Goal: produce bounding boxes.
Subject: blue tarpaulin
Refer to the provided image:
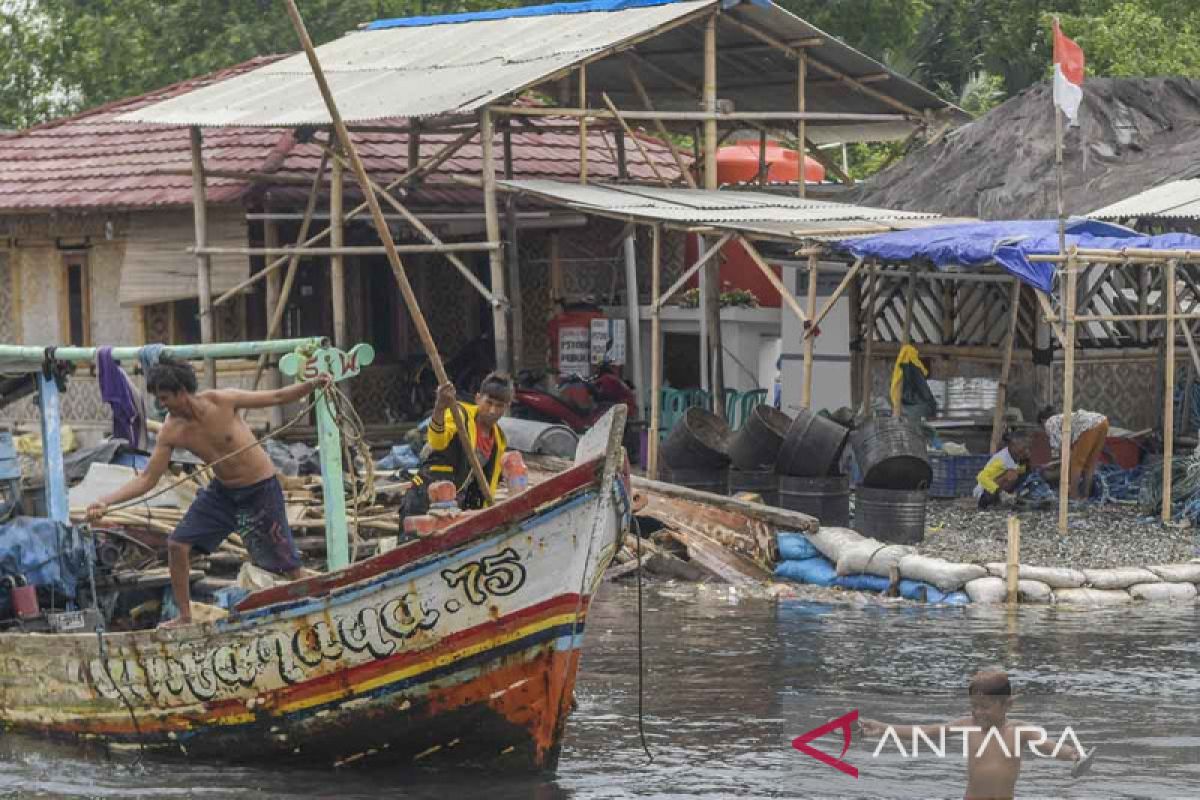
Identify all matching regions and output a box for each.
[833,219,1200,294]
[367,0,758,30]
[0,517,95,615]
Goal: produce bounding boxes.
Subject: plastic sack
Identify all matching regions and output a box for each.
[1082,567,1159,590]
[774,556,837,587]
[986,562,1086,589]
[777,532,819,562]
[806,527,866,563]
[965,576,1007,604]
[833,573,891,593]
[898,555,987,591]
[1018,580,1053,603]
[941,591,970,605]
[1128,582,1197,603]
[1148,564,1200,583]
[377,444,423,472]
[836,541,915,578]
[898,579,946,603]
[1052,587,1132,606]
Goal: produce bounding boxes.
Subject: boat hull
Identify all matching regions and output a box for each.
[0,453,627,771]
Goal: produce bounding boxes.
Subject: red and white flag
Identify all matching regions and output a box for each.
[1053,18,1085,124]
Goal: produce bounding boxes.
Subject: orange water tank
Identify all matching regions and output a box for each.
[716,139,825,185]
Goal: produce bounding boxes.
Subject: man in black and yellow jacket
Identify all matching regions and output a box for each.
[400,372,513,521]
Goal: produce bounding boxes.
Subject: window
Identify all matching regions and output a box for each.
[61,252,91,346]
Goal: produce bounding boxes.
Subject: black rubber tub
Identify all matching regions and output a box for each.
[850,417,932,490]
[775,408,849,478]
[778,475,850,527]
[728,405,792,471]
[659,464,729,496]
[662,407,732,470]
[854,487,927,544]
[728,468,779,506]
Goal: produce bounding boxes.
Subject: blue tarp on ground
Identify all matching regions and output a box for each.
[833,219,1200,294]
[367,0,756,30]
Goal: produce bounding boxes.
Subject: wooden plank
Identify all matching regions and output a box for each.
[662,527,771,586]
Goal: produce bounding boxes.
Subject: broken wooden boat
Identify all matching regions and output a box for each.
[0,407,630,772]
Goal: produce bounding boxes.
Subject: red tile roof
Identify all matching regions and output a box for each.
[0,56,684,213]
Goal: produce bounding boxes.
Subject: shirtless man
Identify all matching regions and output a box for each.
[86,356,329,627]
[859,670,1090,800]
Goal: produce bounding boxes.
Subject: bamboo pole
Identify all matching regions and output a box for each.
[648,224,663,480]
[703,12,724,419]
[579,66,588,185]
[654,232,734,310]
[263,220,285,426]
[796,50,807,199]
[1006,516,1021,605]
[1180,317,1200,377]
[738,235,808,324]
[862,263,877,410]
[805,257,863,338]
[319,143,502,306]
[407,121,421,185]
[1071,312,1200,322]
[892,269,917,416]
[488,106,909,122]
[189,127,216,389]
[282,0,492,501]
[622,61,696,188]
[1057,252,1078,533]
[801,253,818,407]
[990,280,1023,452]
[1034,289,1068,346]
[757,128,768,187]
[1163,258,1177,524]
[600,93,671,187]
[198,243,498,257]
[330,146,347,349]
[803,137,855,185]
[481,108,512,375]
[208,126,479,310]
[503,124,524,374]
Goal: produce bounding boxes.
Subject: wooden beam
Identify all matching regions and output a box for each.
[330,145,347,349]
[801,253,818,407]
[488,106,910,122]
[1163,258,1177,523]
[739,235,808,324]
[503,123,524,374]
[797,50,807,198]
[481,109,512,374]
[804,137,854,185]
[805,257,863,337]
[195,243,497,257]
[622,59,697,188]
[579,65,589,184]
[1034,290,1067,346]
[601,93,671,188]
[862,263,878,409]
[893,269,916,415]
[189,126,216,389]
[655,232,734,310]
[648,224,663,480]
[990,280,1022,452]
[1057,253,1078,533]
[703,12,725,419]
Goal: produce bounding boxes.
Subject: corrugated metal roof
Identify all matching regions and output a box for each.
[0,61,681,213]
[120,1,711,126]
[497,178,942,239]
[121,0,961,136]
[1088,179,1200,220]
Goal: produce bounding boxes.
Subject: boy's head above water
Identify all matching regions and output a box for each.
[969,669,1013,728]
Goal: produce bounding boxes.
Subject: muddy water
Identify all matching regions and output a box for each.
[2,583,1198,798]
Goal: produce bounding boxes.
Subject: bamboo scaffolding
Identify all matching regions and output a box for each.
[805,257,864,338]
[801,252,817,406]
[207,125,479,310]
[503,123,525,374]
[654,232,734,310]
[861,263,877,409]
[892,269,916,416]
[703,12,725,418]
[1163,259,1177,523]
[189,127,216,389]
[738,235,808,323]
[330,146,347,349]
[1057,252,1078,534]
[282,0,492,501]
[600,93,671,187]
[796,50,807,198]
[488,107,909,122]
[579,66,589,184]
[480,108,512,374]
[648,224,663,480]
[195,244,498,257]
[622,60,696,188]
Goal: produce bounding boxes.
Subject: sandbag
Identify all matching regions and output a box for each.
[965,576,1007,604]
[777,532,819,562]
[1147,563,1200,583]
[1128,582,1198,603]
[898,555,987,591]
[774,556,837,587]
[836,541,915,577]
[1082,567,1160,590]
[1018,580,1053,603]
[1052,588,1132,606]
[986,563,1086,589]
[898,579,946,603]
[942,591,971,605]
[833,573,891,593]
[806,527,866,563]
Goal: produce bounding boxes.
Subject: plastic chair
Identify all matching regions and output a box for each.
[658,387,688,439]
[682,388,712,413]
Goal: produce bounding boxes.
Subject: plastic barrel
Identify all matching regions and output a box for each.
[728,405,792,470]
[775,409,849,477]
[854,487,927,544]
[778,475,850,527]
[662,407,733,469]
[728,468,779,506]
[659,464,729,496]
[850,417,932,490]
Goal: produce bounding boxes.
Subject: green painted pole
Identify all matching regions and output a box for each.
[0,338,325,368]
[280,343,375,572]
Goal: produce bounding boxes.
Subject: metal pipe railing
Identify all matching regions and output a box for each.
[0,338,326,369]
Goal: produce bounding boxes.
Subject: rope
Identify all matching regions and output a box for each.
[631,514,654,764]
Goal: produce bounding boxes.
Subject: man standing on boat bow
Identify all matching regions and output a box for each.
[85,356,327,627]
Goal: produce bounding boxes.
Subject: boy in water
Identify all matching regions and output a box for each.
[859,670,1091,800]
[86,356,329,627]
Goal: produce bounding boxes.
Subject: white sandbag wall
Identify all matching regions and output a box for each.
[775,529,1200,606]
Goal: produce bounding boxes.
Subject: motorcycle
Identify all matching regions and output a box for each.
[512,364,641,452]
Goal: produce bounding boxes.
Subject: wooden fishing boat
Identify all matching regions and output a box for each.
[0,407,629,772]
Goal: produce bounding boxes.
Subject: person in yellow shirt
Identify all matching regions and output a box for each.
[974,433,1031,510]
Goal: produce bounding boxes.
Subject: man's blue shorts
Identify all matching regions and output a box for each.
[169,476,301,575]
